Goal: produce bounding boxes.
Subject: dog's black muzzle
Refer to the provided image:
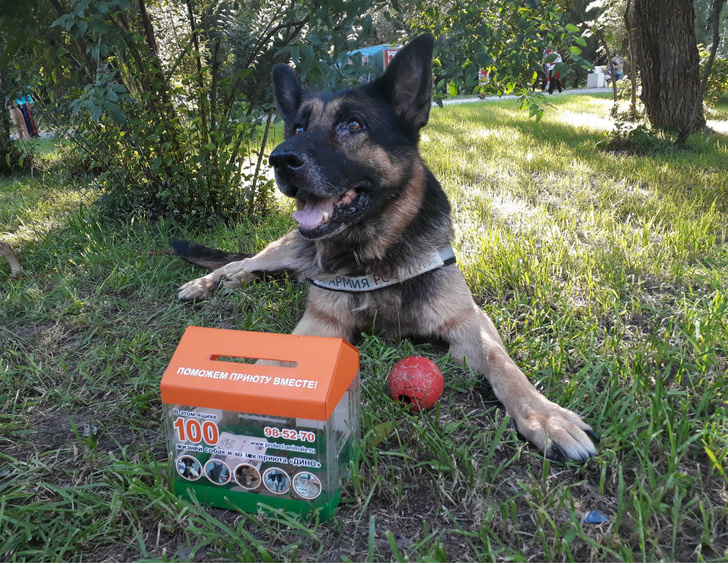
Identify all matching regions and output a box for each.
[269,146,305,174]
[269,138,312,198]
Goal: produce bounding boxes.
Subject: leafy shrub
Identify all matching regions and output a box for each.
[703,57,728,104]
[50,0,380,224]
[0,142,36,174]
[613,76,638,101]
[599,111,678,155]
[62,70,276,223]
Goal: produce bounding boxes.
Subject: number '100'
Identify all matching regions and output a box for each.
[173,417,219,445]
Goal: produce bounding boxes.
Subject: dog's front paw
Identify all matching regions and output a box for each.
[176,260,254,301]
[177,275,218,301]
[513,397,598,462]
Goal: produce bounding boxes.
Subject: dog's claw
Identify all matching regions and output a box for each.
[585,429,601,444]
[548,442,568,462]
[510,394,598,462]
[548,438,595,463]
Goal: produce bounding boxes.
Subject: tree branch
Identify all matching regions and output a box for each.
[185,0,208,138]
[624,0,638,118]
[47,0,96,80]
[596,28,618,115]
[137,0,159,56]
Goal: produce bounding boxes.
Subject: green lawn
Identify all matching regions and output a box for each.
[1,94,727,562]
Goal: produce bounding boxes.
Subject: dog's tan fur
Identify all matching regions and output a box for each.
[174,35,597,461]
[0,241,21,276]
[177,230,597,460]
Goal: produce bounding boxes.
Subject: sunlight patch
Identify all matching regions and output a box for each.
[468,127,519,142]
[558,111,613,132]
[490,195,537,223]
[487,194,558,241]
[707,119,728,134]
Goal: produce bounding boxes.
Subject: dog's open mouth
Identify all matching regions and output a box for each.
[292,188,360,235]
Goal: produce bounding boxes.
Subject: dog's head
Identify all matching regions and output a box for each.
[269,34,434,240]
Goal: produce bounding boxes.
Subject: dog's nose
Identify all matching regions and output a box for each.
[269,148,306,171]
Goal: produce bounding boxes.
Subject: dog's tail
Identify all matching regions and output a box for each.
[170,240,252,270]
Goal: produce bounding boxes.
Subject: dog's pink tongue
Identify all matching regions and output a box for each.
[292,195,336,230]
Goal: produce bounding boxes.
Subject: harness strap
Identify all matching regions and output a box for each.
[309,245,456,293]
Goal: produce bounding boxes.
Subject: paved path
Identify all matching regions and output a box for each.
[439,86,614,105]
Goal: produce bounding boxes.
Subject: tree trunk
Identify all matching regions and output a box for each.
[676,0,726,145]
[632,0,704,133]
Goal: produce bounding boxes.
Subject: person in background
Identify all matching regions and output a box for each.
[16,93,38,137]
[542,48,563,94]
[609,55,624,81]
[8,101,30,140]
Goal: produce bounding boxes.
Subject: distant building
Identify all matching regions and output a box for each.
[346,44,401,82]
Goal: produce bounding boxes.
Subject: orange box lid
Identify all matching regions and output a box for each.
[160,327,359,420]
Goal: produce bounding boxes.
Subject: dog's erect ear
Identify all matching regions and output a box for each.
[374,34,434,133]
[272,64,305,125]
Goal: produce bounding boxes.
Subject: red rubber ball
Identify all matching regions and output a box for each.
[388,356,444,411]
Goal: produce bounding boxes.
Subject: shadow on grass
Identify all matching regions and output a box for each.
[2,94,727,563]
[427,98,728,216]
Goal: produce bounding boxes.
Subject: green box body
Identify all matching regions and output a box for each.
[161,328,361,520]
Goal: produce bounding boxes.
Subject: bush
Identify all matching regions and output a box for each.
[0,140,37,175]
[599,111,678,155]
[703,57,728,104]
[49,0,380,224]
[65,85,275,224]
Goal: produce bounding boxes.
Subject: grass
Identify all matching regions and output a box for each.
[1,94,727,562]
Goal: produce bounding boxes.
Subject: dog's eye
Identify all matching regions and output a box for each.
[294,125,305,135]
[346,119,363,131]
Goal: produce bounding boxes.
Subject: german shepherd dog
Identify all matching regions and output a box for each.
[173,34,598,461]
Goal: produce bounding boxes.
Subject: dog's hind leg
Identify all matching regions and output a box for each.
[0,241,21,277]
[176,231,307,301]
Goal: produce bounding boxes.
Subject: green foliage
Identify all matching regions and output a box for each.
[612,76,636,101]
[599,111,679,155]
[0,140,37,175]
[410,0,592,119]
[275,0,380,87]
[583,0,628,61]
[702,54,728,104]
[2,98,728,561]
[47,0,265,221]
[40,0,382,223]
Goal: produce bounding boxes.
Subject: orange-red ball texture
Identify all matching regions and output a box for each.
[387,356,444,411]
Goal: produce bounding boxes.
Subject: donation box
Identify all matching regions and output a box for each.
[161,327,360,520]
